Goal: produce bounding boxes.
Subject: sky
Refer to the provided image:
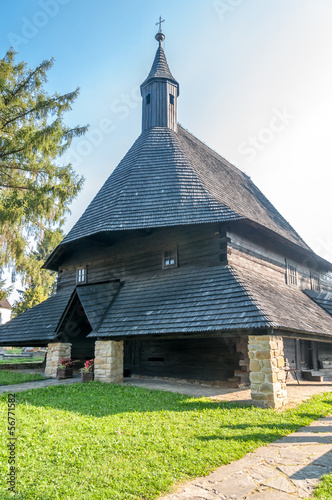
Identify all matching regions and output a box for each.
[1,0,332,271]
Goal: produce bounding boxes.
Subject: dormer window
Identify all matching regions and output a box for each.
[169,94,174,105]
[286,262,297,286]
[146,94,151,105]
[162,248,177,269]
[76,267,87,284]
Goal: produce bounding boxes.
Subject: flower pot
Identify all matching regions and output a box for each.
[81,372,94,382]
[57,367,73,379]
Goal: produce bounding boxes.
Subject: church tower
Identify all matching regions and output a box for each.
[140,24,179,132]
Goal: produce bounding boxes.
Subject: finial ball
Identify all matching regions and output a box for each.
[155,32,165,43]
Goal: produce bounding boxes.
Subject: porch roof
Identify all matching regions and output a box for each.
[0,290,73,345]
[1,266,332,346]
[90,265,332,339]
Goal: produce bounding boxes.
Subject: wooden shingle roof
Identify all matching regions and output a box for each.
[1,266,331,345]
[72,282,120,331]
[303,290,332,317]
[141,44,179,89]
[57,125,310,255]
[0,290,72,344]
[88,266,332,339]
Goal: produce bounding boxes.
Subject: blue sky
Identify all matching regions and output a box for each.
[1,0,332,263]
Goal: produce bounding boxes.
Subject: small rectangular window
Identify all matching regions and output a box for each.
[311,274,320,292]
[286,263,297,286]
[146,94,151,105]
[162,248,178,269]
[169,94,174,105]
[76,267,87,284]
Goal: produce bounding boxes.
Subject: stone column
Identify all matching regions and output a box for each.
[94,340,123,384]
[45,342,72,378]
[235,336,250,386]
[248,335,287,409]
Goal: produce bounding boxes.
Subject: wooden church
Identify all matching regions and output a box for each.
[1,27,332,408]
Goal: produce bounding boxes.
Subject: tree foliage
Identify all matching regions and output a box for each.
[0,49,87,269]
[12,228,63,315]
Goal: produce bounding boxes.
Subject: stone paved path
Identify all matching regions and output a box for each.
[159,417,332,499]
[126,376,332,410]
[0,375,81,394]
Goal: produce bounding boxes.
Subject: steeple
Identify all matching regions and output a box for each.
[140,20,179,132]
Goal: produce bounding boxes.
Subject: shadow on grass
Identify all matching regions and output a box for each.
[196,400,332,445]
[5,381,254,415]
[1,381,331,423]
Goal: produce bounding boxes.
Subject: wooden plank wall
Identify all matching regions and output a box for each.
[57,222,332,295]
[124,336,239,382]
[58,224,221,291]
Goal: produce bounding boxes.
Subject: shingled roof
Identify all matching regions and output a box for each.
[0,290,73,345]
[58,125,310,255]
[89,265,332,339]
[1,265,331,345]
[303,290,332,317]
[141,44,179,89]
[43,30,314,271]
[59,282,121,332]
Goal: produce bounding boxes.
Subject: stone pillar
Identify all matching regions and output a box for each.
[249,335,287,409]
[235,336,250,386]
[45,342,72,378]
[94,340,123,384]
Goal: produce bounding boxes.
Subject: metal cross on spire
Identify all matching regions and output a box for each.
[156,16,165,33]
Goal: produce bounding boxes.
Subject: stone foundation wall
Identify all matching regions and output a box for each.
[249,335,287,409]
[45,342,72,378]
[94,340,123,384]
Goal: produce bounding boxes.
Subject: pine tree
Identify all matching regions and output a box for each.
[12,228,63,315]
[0,49,87,271]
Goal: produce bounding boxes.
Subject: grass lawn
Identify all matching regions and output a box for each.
[313,473,332,500]
[0,357,44,365]
[4,348,22,354]
[0,370,46,386]
[0,383,331,500]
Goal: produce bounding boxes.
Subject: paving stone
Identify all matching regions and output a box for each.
[270,433,332,445]
[306,425,332,433]
[276,464,305,477]
[262,475,296,493]
[276,463,327,484]
[248,464,279,481]
[0,376,81,394]
[252,447,279,460]
[161,485,219,500]
[313,452,332,467]
[277,447,310,464]
[290,464,327,480]
[213,474,257,498]
[246,490,295,500]
[292,479,318,498]
[295,444,332,455]
[207,456,261,482]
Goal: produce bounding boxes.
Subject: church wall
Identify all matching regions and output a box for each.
[57,223,222,291]
[56,221,331,298]
[228,226,332,293]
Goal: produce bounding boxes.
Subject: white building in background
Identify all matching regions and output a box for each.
[0,299,12,325]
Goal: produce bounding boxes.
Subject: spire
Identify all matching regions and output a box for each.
[140,19,179,132]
